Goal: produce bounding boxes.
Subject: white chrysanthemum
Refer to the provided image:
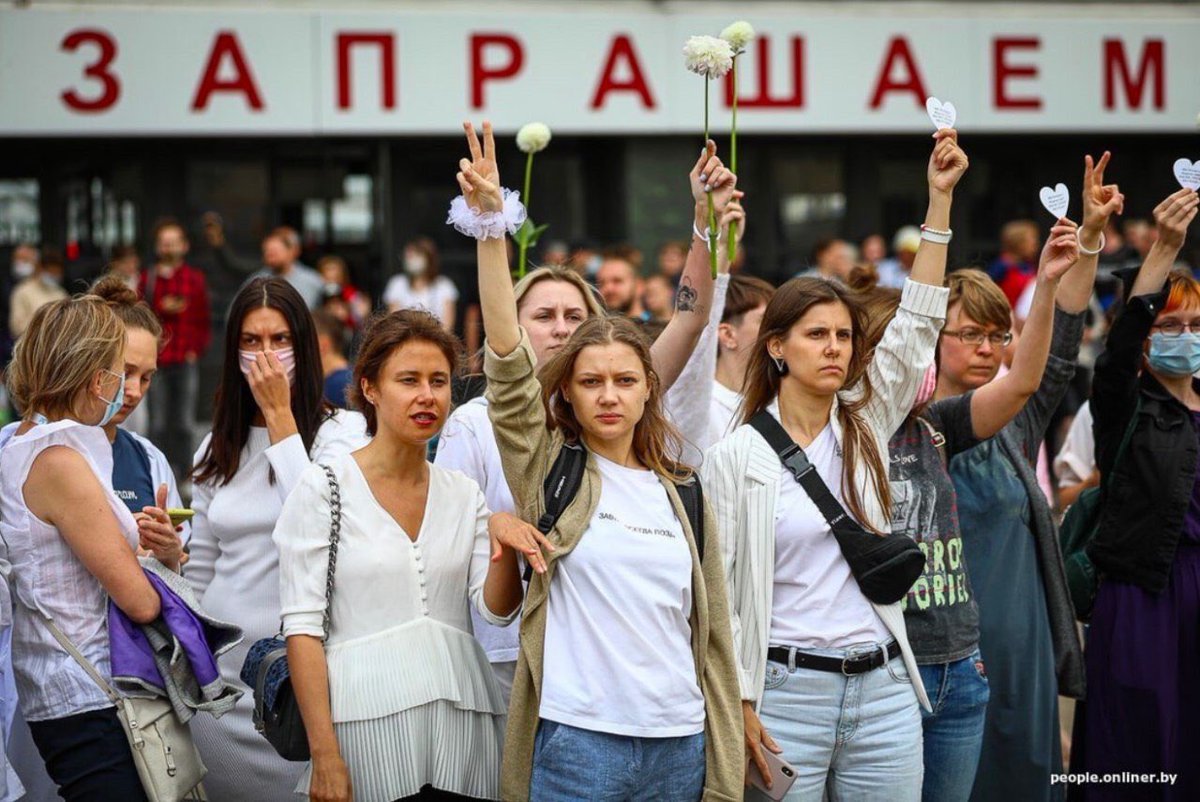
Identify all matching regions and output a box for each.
[516,122,552,154]
[721,21,756,52]
[683,35,734,79]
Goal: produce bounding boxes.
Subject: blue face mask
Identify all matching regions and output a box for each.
[96,370,126,426]
[1147,332,1200,377]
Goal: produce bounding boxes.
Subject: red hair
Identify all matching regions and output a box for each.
[1164,270,1200,314]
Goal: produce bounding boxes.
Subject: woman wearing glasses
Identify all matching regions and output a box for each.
[1072,187,1200,801]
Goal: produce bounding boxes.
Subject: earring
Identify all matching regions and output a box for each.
[771,354,788,375]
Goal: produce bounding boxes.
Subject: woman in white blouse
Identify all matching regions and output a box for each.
[185,278,368,802]
[277,309,524,802]
[703,132,966,800]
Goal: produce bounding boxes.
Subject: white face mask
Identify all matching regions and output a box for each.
[12,260,34,280]
[403,254,428,277]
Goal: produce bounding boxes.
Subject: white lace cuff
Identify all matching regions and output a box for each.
[446,188,527,241]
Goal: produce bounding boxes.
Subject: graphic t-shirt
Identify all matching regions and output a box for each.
[888,393,981,663]
[111,428,155,516]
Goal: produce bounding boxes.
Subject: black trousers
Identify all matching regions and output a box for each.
[28,707,147,802]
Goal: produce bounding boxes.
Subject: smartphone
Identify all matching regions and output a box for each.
[167,508,195,527]
[747,750,798,801]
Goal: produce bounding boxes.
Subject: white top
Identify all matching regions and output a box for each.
[185,410,368,802]
[0,421,139,721]
[1054,400,1095,488]
[708,381,742,446]
[663,273,729,465]
[382,275,459,321]
[540,454,705,738]
[770,423,891,649]
[433,397,521,663]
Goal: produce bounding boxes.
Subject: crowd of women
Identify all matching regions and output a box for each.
[0,117,1196,802]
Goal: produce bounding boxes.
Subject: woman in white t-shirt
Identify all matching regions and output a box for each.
[0,295,176,801]
[454,121,743,801]
[383,237,459,331]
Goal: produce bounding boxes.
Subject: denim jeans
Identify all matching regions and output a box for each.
[530,720,705,801]
[917,651,989,802]
[753,643,923,801]
[148,360,198,480]
[28,707,147,801]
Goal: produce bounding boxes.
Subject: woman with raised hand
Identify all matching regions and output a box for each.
[185,277,368,802]
[435,129,743,704]
[0,295,161,800]
[704,128,965,801]
[938,155,1115,801]
[277,310,524,802]
[1073,187,1200,801]
[453,120,742,801]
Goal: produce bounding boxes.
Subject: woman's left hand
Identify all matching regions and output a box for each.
[137,484,184,571]
[488,512,555,574]
[927,128,968,196]
[1039,218,1082,282]
[245,350,292,418]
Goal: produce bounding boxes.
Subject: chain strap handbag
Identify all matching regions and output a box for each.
[38,616,206,801]
[240,463,342,761]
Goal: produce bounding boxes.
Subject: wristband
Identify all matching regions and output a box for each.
[1077,229,1105,256]
[919,224,953,245]
[446,187,527,241]
[693,222,722,251]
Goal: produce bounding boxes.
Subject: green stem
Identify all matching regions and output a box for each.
[704,79,717,278]
[727,55,740,265]
[518,151,533,278]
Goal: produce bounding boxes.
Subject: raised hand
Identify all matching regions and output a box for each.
[928,129,968,196]
[690,141,736,210]
[1040,218,1081,282]
[1153,188,1200,251]
[1081,152,1124,238]
[720,191,746,243]
[458,121,502,213]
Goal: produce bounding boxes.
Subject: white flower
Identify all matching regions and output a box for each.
[683,35,734,79]
[516,122,552,154]
[721,21,756,53]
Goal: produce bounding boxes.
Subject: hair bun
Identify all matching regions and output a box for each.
[90,273,140,308]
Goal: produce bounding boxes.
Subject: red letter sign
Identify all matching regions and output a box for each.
[191,32,265,111]
[471,34,524,109]
[590,35,655,109]
[993,37,1042,110]
[724,36,805,109]
[60,29,120,112]
[868,37,928,109]
[337,33,397,110]
[1104,39,1164,111]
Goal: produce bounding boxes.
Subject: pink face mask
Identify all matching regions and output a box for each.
[912,363,938,409]
[239,347,296,386]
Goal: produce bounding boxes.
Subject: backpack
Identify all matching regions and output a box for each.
[1058,400,1139,622]
[523,442,705,582]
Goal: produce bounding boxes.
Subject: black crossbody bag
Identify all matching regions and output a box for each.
[749,411,924,605]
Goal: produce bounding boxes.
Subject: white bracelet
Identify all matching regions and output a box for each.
[1077,229,1105,256]
[446,187,527,241]
[920,224,953,245]
[693,222,722,251]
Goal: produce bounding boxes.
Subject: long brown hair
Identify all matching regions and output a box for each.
[740,277,891,532]
[536,315,687,480]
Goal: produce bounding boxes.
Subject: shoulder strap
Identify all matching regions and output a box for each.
[318,464,342,642]
[748,410,852,531]
[38,614,122,705]
[916,417,947,466]
[676,478,705,562]
[523,443,588,582]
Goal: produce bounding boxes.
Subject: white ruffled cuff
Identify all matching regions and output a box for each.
[446,188,527,241]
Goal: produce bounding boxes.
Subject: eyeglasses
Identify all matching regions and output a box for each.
[942,328,1013,348]
[1151,319,1200,338]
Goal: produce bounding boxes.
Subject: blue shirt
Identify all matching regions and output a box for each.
[324,368,353,409]
[111,428,155,515]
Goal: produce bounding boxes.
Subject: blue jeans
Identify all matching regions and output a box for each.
[753,643,923,801]
[918,651,990,802]
[530,720,705,801]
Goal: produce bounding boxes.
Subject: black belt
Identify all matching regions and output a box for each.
[766,641,902,676]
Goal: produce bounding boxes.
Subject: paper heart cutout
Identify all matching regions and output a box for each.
[1174,158,1200,191]
[1039,184,1070,219]
[925,97,957,130]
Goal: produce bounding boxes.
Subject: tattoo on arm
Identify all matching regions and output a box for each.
[675,279,698,313]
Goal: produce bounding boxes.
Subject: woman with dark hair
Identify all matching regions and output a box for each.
[703,130,965,800]
[384,237,459,331]
[185,277,368,802]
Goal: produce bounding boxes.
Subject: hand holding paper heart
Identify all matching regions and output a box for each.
[1174,158,1200,191]
[1039,184,1070,219]
[1081,151,1124,236]
[928,129,969,195]
[1039,218,1081,283]
[925,97,957,131]
[1153,188,1200,251]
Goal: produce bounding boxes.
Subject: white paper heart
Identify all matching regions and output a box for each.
[925,97,957,130]
[1039,184,1070,219]
[1174,158,1200,191]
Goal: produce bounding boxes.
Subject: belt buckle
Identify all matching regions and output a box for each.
[841,656,857,676]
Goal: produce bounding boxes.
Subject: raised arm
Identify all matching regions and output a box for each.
[908,128,968,287]
[1130,188,1199,298]
[650,143,737,391]
[1058,153,1121,313]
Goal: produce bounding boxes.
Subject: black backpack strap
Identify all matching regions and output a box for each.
[523,441,588,582]
[748,410,852,531]
[675,478,705,562]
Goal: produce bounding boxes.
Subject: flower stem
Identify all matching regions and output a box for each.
[518,151,534,278]
[727,55,740,265]
[704,79,717,278]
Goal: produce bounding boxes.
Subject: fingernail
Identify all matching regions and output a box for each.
[700,173,708,182]
[704,185,712,192]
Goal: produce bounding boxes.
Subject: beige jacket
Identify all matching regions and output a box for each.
[9,276,67,338]
[484,330,744,802]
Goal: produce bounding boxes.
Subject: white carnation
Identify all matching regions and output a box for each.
[721,21,756,52]
[683,35,734,79]
[516,122,552,154]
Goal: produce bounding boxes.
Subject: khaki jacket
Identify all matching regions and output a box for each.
[484,331,744,802]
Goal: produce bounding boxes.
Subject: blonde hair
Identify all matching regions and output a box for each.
[6,294,125,419]
[513,266,605,319]
[537,315,688,479]
[945,269,1012,330]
